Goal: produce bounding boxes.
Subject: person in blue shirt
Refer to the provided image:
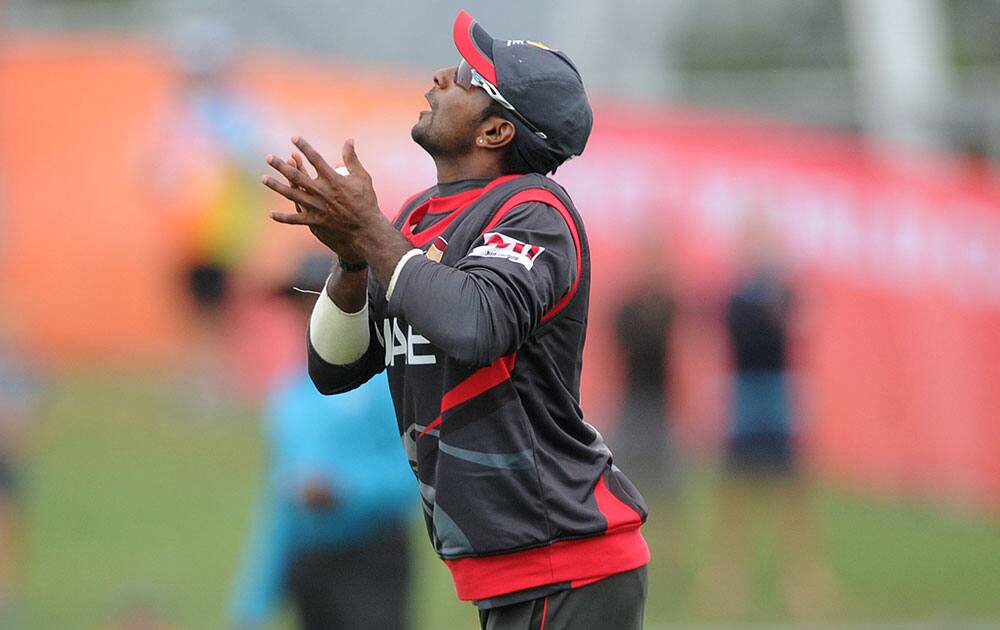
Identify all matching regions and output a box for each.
[228,254,416,630]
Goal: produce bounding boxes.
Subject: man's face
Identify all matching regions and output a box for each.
[412,64,492,158]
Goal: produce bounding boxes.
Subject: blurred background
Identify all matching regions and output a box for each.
[2,0,1000,628]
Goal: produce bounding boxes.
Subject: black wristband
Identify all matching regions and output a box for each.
[338,258,368,273]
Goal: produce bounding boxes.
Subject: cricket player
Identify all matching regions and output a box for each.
[263,11,649,629]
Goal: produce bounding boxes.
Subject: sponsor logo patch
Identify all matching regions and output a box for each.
[469,232,545,270]
[506,39,557,52]
[426,236,448,263]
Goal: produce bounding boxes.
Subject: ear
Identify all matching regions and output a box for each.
[477,115,516,150]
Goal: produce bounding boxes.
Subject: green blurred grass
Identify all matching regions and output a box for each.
[19,372,1000,629]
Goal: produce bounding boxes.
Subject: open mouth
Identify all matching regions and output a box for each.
[418,91,435,119]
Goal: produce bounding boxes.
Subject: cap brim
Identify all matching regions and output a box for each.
[453,10,498,85]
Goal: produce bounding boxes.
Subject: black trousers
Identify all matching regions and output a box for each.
[286,524,411,630]
[478,566,648,630]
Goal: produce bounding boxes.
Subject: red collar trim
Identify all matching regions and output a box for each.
[427,187,487,215]
[401,175,521,247]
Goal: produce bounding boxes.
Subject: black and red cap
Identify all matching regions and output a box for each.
[453,10,593,174]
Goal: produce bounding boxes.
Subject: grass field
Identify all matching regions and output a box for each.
[18,371,1000,629]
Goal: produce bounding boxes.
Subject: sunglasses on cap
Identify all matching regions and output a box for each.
[456,59,548,141]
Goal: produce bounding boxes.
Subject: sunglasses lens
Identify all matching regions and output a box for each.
[456,59,473,89]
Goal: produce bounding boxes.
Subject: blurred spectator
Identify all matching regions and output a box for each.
[725,229,795,479]
[695,219,837,621]
[612,239,676,499]
[0,315,43,628]
[227,253,416,630]
[152,17,272,417]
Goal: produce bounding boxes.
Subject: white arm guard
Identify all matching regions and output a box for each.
[308,281,370,365]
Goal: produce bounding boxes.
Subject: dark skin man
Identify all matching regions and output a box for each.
[260,16,650,622]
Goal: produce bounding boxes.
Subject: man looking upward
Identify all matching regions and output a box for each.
[262,11,649,629]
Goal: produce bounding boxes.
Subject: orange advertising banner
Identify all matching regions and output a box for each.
[2,37,998,508]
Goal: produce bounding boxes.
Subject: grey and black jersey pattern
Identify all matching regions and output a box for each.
[308,173,649,601]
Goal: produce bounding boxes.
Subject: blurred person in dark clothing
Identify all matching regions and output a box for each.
[695,218,837,622]
[152,17,271,417]
[725,261,794,476]
[613,241,676,499]
[0,315,42,628]
[227,254,415,630]
[159,17,270,306]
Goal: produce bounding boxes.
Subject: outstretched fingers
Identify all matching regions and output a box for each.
[291,151,310,177]
[292,136,339,181]
[341,138,369,178]
[287,155,311,213]
[269,210,315,225]
[261,175,325,210]
[266,154,316,191]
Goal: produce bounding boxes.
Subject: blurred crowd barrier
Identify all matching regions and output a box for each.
[2,35,998,511]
